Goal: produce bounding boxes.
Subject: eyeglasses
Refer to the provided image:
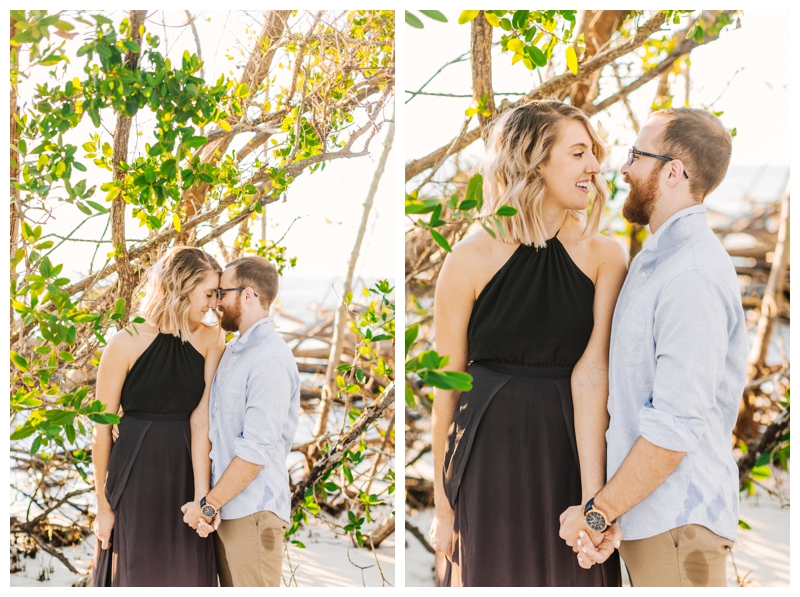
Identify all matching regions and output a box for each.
[627,148,689,179]
[216,287,258,301]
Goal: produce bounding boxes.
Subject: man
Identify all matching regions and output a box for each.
[559,108,746,587]
[182,256,300,587]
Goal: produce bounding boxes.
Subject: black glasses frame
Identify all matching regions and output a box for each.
[627,148,689,179]
[216,287,258,301]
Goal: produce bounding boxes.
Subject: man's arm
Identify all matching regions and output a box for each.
[561,269,733,554]
[592,436,684,521]
[184,354,296,527]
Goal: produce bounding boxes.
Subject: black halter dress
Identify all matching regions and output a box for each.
[92,332,218,586]
[436,236,622,587]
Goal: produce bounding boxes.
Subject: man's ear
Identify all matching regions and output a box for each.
[666,159,686,186]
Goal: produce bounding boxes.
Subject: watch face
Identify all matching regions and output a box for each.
[585,511,607,532]
[201,505,216,518]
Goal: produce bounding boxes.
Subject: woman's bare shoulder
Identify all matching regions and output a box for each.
[590,233,628,269]
[102,323,157,367]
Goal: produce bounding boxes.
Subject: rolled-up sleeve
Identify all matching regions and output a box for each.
[639,270,731,452]
[234,357,294,466]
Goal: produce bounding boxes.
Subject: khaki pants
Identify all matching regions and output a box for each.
[620,524,733,587]
[214,510,288,587]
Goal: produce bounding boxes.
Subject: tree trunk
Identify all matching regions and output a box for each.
[314,111,395,437]
[747,179,790,378]
[569,10,627,107]
[470,12,495,130]
[176,11,290,244]
[110,10,146,324]
[10,15,21,330]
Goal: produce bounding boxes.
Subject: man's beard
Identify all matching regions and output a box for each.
[219,300,242,332]
[622,163,661,226]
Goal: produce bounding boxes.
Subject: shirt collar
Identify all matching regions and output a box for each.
[230,316,274,353]
[645,203,706,253]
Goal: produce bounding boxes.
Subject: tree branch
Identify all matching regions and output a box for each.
[291,383,395,513]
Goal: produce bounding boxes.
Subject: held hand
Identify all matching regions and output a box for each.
[559,504,603,552]
[181,500,206,530]
[94,508,115,550]
[197,515,221,538]
[111,408,124,443]
[429,508,455,559]
[577,522,623,568]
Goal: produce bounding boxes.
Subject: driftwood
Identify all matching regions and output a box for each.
[737,405,790,486]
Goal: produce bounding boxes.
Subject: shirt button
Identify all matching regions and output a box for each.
[641,271,647,278]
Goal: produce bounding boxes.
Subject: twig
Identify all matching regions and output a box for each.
[367,535,393,587]
[405,520,435,554]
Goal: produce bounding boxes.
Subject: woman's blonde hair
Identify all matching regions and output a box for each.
[139,246,222,338]
[481,99,608,248]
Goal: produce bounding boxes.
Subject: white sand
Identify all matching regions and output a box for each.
[405,472,789,587]
[11,517,394,587]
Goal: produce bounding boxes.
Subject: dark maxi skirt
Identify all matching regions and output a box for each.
[436,362,621,587]
[92,412,218,587]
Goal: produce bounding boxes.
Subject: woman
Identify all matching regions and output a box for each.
[91,246,225,586]
[429,100,628,586]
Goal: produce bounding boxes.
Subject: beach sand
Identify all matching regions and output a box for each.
[11,517,395,587]
[405,469,789,587]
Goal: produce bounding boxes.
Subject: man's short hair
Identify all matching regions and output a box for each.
[651,108,732,202]
[226,256,279,309]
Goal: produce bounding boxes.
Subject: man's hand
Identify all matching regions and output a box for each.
[94,507,114,550]
[111,408,124,443]
[559,504,603,552]
[577,523,623,568]
[197,515,221,538]
[181,500,208,530]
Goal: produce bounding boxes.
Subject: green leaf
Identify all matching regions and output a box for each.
[10,351,29,372]
[419,370,473,392]
[405,383,416,408]
[465,173,484,211]
[420,10,447,22]
[405,323,419,357]
[59,351,75,362]
[526,45,548,68]
[429,229,452,252]
[11,424,37,441]
[88,413,121,425]
[235,83,250,98]
[405,11,424,28]
[751,465,771,480]
[458,11,480,25]
[86,200,109,213]
[484,12,500,27]
[738,519,751,530]
[495,205,518,217]
[183,136,208,149]
[565,45,579,75]
[345,384,360,394]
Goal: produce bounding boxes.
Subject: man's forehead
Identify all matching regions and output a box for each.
[220,267,236,285]
[636,118,666,149]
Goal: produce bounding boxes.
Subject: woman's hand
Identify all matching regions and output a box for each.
[197,516,220,538]
[577,523,622,569]
[94,507,115,550]
[429,507,456,559]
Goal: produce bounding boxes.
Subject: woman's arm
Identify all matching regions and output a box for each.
[91,334,128,549]
[571,239,628,502]
[429,245,475,557]
[190,327,226,504]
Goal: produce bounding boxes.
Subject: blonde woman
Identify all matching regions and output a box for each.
[429,100,627,586]
[91,247,225,586]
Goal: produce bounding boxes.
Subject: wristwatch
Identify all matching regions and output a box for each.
[200,496,218,519]
[583,497,613,533]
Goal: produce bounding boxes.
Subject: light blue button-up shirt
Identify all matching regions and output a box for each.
[209,316,300,523]
[607,204,746,542]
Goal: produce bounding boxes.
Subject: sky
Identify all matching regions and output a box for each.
[14,10,395,282]
[405,10,790,213]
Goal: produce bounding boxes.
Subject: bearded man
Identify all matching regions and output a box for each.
[559,108,746,587]
[182,256,300,587]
